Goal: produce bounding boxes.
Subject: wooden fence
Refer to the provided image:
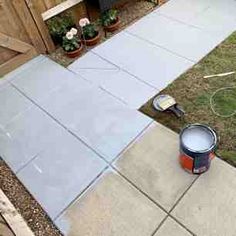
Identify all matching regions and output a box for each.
[0,0,86,76]
[0,0,46,76]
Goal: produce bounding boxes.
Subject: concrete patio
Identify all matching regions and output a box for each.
[1,0,236,235]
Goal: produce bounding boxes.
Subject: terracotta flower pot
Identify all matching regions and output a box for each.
[104,17,121,32]
[81,31,101,46]
[65,44,83,58]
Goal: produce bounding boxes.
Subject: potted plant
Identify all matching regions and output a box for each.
[47,13,75,45]
[79,18,101,46]
[101,9,121,32]
[62,28,83,58]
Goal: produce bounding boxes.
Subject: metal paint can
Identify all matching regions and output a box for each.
[179,124,217,174]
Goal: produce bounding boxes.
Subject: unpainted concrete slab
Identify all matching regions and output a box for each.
[172,158,236,236]
[56,170,166,236]
[115,122,197,211]
[154,217,191,236]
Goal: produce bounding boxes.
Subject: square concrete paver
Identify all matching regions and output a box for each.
[156,0,236,37]
[115,122,197,211]
[212,0,236,20]
[0,84,32,127]
[155,0,212,23]
[126,13,223,62]
[154,217,191,236]
[0,77,9,88]
[2,55,46,83]
[17,129,107,219]
[92,31,193,89]
[189,6,236,36]
[172,158,236,236]
[0,106,63,172]
[68,52,157,108]
[40,78,152,161]
[68,52,115,72]
[56,170,166,236]
[11,56,78,104]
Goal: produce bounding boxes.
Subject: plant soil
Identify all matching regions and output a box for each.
[49,0,167,67]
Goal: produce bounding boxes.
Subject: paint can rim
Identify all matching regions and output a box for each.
[180,123,217,154]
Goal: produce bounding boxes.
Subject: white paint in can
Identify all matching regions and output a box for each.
[182,126,214,152]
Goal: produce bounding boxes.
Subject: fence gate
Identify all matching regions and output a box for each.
[0,0,48,76]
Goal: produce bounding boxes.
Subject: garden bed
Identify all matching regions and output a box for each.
[49,0,166,66]
[140,32,236,166]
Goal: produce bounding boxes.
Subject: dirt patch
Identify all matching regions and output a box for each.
[140,32,236,166]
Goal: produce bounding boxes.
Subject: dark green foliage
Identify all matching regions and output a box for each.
[101,9,118,27]
[81,23,98,40]
[47,13,75,44]
[62,35,80,52]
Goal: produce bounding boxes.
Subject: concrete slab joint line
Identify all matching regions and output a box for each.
[115,123,198,211]
[152,216,193,236]
[1,0,236,235]
[172,158,236,236]
[68,52,158,109]
[55,169,167,236]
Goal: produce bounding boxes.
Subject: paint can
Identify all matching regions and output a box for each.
[179,124,217,174]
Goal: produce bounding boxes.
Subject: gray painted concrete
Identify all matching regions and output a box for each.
[0,105,63,172]
[11,57,78,104]
[1,0,236,235]
[0,85,32,128]
[39,75,151,161]
[17,128,107,219]
[92,31,194,89]
[126,13,224,62]
[68,52,157,108]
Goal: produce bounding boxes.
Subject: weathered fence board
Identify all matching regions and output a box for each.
[0,215,15,236]
[25,0,55,53]
[0,0,48,76]
[0,189,35,236]
[0,0,87,75]
[12,0,47,53]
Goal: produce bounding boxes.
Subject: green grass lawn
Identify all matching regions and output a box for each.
[140,32,236,166]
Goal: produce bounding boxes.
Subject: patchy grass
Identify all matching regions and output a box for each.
[140,32,236,166]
